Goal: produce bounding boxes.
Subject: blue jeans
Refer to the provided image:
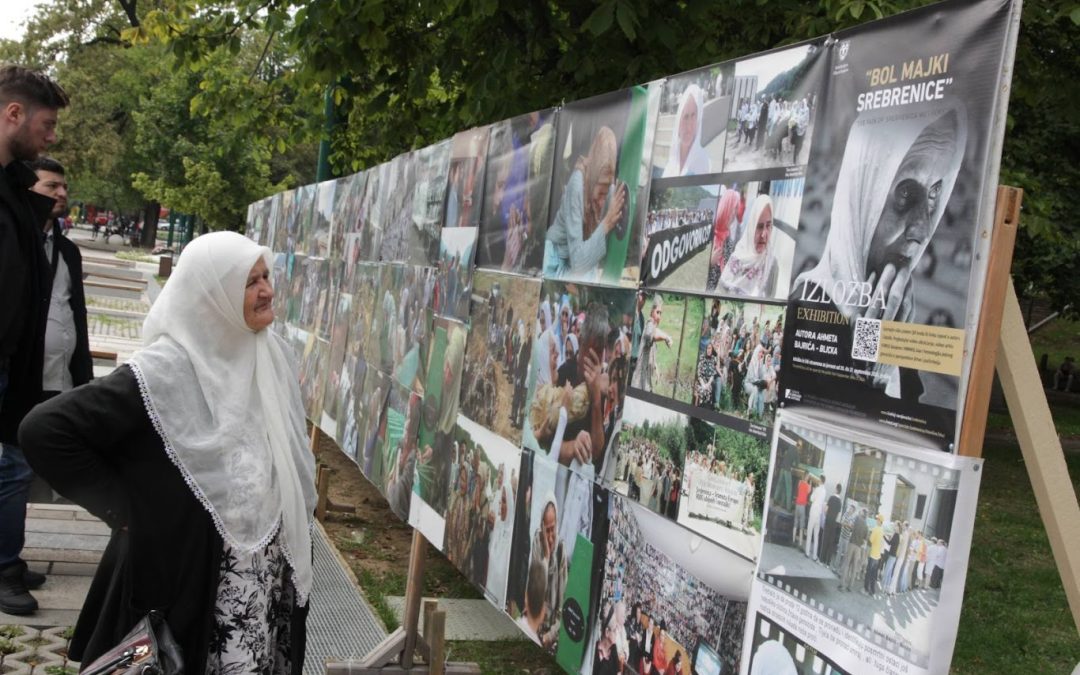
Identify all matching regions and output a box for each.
[0,443,33,569]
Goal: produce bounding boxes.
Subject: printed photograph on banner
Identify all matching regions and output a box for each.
[315,260,342,342]
[356,164,383,262]
[290,255,318,332]
[504,450,607,668]
[689,297,785,430]
[707,178,801,300]
[652,63,735,178]
[366,264,433,393]
[780,1,1015,449]
[292,182,316,257]
[435,225,477,321]
[270,250,289,327]
[522,281,635,474]
[409,316,468,547]
[374,383,423,520]
[272,188,294,253]
[335,354,364,463]
[261,192,282,249]
[476,109,557,274]
[750,413,983,675]
[746,612,849,675]
[628,291,699,404]
[582,493,751,675]
[345,262,379,362]
[544,85,656,286]
[443,414,522,608]
[444,126,491,230]
[298,333,328,422]
[460,270,541,446]
[724,43,825,173]
[244,197,268,245]
[410,139,451,266]
[377,151,417,263]
[357,366,391,481]
[309,177,336,258]
[640,180,719,292]
[319,288,354,439]
[603,395,767,560]
[334,171,367,266]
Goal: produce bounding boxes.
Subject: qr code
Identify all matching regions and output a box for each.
[851,317,881,361]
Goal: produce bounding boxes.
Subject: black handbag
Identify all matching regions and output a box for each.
[80,611,184,675]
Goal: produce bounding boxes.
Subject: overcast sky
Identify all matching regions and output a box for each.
[1,0,45,42]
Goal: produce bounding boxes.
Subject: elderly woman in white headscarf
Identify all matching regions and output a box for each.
[792,101,967,397]
[720,192,779,298]
[662,84,711,177]
[20,232,315,674]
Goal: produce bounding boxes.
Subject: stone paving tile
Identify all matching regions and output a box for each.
[84,296,150,314]
[385,597,526,642]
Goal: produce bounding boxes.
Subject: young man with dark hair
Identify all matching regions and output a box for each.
[0,65,69,615]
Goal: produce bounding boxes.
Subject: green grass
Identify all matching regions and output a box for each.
[115,250,156,263]
[1029,317,1079,373]
[952,440,1080,673]
[443,640,558,673]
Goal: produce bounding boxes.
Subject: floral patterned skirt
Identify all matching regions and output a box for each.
[205,529,297,674]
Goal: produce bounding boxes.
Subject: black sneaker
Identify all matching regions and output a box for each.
[0,562,38,615]
[23,567,45,590]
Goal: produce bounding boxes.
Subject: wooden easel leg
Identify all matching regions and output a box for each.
[996,279,1080,634]
[401,529,428,669]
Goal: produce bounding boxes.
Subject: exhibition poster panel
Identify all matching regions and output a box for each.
[744,410,982,675]
[779,0,1016,450]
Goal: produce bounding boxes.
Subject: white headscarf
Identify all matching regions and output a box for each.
[129,231,316,605]
[720,193,776,297]
[794,100,967,318]
[662,84,711,178]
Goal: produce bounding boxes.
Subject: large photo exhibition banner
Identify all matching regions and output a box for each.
[779,0,1017,450]
[744,410,983,675]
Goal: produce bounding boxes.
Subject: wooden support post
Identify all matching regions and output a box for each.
[401,529,427,669]
[315,465,331,522]
[428,609,447,675]
[995,279,1080,633]
[958,185,1022,458]
[310,423,322,456]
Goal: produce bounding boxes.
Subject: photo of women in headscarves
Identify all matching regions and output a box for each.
[544,86,654,286]
[320,290,354,438]
[461,271,541,446]
[378,384,423,520]
[710,179,801,300]
[653,63,734,178]
[723,42,825,174]
[411,316,468,544]
[522,281,634,476]
[338,172,370,284]
[358,365,391,480]
[298,332,329,421]
[476,109,557,275]
[787,100,968,407]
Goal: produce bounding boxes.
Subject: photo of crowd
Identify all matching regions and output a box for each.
[522,281,634,475]
[410,139,451,266]
[544,87,652,286]
[758,417,975,667]
[641,182,719,292]
[460,271,540,446]
[309,176,336,259]
[607,396,687,520]
[298,331,329,422]
[443,414,521,608]
[376,151,419,264]
[651,63,734,178]
[377,384,423,520]
[357,365,391,480]
[586,494,750,675]
[723,44,823,173]
[476,109,557,274]
[689,297,785,427]
[319,289,354,438]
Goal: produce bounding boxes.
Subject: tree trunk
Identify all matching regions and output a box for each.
[140,201,160,248]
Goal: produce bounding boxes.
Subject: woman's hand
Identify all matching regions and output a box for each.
[602,181,628,235]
